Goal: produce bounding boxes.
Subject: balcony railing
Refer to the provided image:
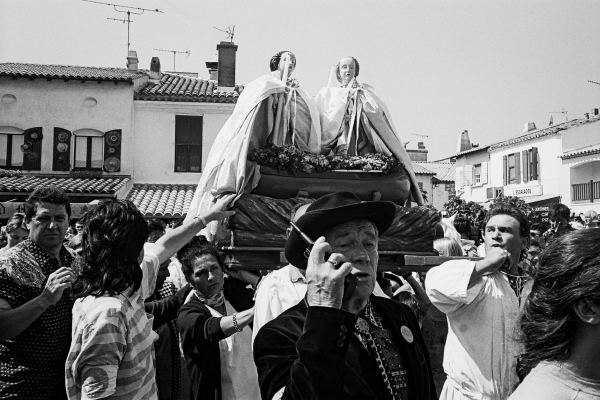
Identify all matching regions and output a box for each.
[572,180,600,202]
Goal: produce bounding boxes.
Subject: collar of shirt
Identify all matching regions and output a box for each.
[288,265,306,283]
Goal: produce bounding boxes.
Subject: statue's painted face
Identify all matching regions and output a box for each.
[278,52,296,78]
[339,57,356,86]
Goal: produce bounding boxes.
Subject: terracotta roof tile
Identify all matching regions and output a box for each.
[135,72,243,103]
[0,176,130,194]
[415,162,456,182]
[561,143,600,160]
[127,183,197,217]
[0,62,146,81]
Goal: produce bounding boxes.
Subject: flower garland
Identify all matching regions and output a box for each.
[248,145,404,174]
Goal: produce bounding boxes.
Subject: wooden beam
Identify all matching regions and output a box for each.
[220,246,481,272]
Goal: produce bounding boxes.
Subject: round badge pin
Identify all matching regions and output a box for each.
[401,325,414,343]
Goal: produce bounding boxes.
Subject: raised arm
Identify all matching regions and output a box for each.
[147,195,235,265]
[0,266,74,342]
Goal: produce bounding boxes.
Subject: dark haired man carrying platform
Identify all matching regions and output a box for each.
[426,205,530,400]
[254,192,436,400]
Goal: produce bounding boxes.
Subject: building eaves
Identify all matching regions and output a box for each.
[134,72,244,104]
[561,143,600,160]
[489,116,600,152]
[455,145,490,157]
[0,62,146,82]
[0,176,130,195]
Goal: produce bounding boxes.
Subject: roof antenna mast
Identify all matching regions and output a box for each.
[153,48,191,71]
[82,0,163,54]
[213,26,235,42]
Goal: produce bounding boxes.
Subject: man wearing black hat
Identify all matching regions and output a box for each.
[254,192,436,400]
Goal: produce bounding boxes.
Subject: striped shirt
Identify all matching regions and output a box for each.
[65,251,159,400]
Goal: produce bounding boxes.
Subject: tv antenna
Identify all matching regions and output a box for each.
[411,133,430,142]
[549,107,568,123]
[213,25,235,42]
[153,48,190,71]
[589,80,600,86]
[82,0,163,54]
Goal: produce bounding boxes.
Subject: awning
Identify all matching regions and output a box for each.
[523,194,561,206]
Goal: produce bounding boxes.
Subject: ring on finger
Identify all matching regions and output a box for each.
[327,258,339,268]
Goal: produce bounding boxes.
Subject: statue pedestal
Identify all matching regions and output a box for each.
[251,166,411,204]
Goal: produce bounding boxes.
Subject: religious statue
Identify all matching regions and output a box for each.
[315,56,425,205]
[184,51,321,237]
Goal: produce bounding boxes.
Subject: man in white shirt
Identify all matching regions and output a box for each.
[252,204,310,344]
[426,205,530,400]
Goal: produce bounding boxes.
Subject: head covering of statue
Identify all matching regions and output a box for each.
[270,51,297,73]
[335,56,360,85]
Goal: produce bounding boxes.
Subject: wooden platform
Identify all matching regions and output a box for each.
[220,246,481,273]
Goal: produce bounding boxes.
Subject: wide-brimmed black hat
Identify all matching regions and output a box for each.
[285,192,397,269]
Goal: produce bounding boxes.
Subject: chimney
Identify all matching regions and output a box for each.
[457,130,471,153]
[149,57,161,83]
[592,108,599,116]
[126,50,139,71]
[523,122,537,133]
[216,41,238,91]
[205,53,218,81]
[585,113,590,120]
[418,142,425,150]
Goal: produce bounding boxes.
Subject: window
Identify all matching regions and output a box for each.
[522,147,539,182]
[503,152,521,185]
[74,136,103,170]
[418,182,423,190]
[473,164,481,184]
[175,115,203,172]
[0,134,24,168]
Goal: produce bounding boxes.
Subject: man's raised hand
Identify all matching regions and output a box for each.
[305,237,352,310]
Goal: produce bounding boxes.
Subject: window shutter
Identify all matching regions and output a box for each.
[481,162,488,184]
[522,150,529,183]
[463,164,473,186]
[515,152,521,184]
[22,127,43,171]
[455,166,464,189]
[53,128,72,171]
[104,130,122,172]
[531,147,538,180]
[503,155,508,185]
[487,187,493,199]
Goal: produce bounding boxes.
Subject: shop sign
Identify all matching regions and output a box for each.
[507,185,542,197]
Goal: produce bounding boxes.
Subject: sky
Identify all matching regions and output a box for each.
[2,0,599,161]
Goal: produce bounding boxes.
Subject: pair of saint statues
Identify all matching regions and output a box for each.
[185,51,424,234]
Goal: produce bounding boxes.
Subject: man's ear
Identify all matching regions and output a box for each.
[573,299,600,325]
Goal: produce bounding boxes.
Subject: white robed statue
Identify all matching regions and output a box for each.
[315,56,425,205]
[184,51,321,238]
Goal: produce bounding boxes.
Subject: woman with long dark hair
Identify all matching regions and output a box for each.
[65,198,233,400]
[509,229,600,399]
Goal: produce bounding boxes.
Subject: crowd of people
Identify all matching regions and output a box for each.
[0,184,598,400]
[0,51,599,400]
